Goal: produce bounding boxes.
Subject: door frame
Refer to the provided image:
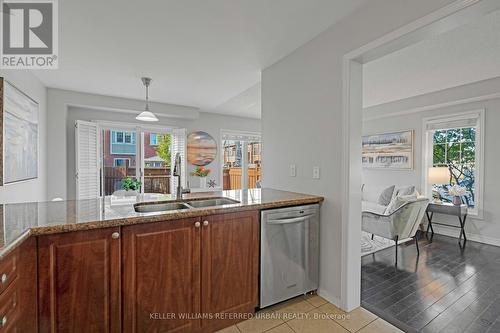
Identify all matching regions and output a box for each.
[340,0,500,311]
[95,121,176,195]
[219,129,262,190]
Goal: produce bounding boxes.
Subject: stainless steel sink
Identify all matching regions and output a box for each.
[185,198,240,208]
[134,202,190,213]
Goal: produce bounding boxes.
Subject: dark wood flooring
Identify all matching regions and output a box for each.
[361,232,500,333]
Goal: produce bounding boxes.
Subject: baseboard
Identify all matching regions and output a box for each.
[430,224,500,247]
[317,288,342,309]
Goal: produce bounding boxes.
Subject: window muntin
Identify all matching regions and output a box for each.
[432,127,477,208]
[111,131,135,144]
[113,158,131,167]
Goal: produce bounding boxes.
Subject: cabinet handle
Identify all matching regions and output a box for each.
[194,222,201,228]
[1,274,6,284]
[1,315,7,327]
[203,220,209,226]
[111,232,120,239]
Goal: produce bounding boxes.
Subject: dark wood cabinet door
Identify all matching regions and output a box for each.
[38,227,121,333]
[122,218,201,333]
[201,210,259,331]
[17,237,38,333]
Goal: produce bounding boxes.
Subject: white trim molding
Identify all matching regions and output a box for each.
[340,0,500,312]
[364,92,500,121]
[431,224,500,247]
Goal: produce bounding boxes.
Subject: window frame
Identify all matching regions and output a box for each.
[422,110,485,218]
[111,131,136,144]
[113,158,131,167]
[150,134,158,146]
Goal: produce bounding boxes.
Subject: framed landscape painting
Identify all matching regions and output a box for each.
[0,78,39,184]
[362,130,414,170]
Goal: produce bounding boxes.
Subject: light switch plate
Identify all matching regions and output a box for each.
[289,164,296,177]
[313,166,320,179]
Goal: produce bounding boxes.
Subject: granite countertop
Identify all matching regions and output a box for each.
[0,188,323,258]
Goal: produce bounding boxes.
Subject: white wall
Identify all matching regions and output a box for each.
[46,89,260,200]
[0,71,47,203]
[363,9,500,107]
[363,79,500,246]
[262,0,455,308]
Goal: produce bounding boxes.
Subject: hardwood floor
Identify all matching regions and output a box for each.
[362,232,500,333]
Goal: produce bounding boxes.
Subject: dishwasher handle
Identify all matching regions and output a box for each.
[266,214,315,225]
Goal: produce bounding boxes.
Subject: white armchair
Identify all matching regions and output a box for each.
[362,197,429,266]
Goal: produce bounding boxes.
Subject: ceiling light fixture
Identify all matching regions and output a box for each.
[136,77,159,122]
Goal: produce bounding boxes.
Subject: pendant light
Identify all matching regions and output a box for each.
[136,77,159,122]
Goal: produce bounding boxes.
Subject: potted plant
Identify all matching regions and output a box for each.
[448,185,467,205]
[190,167,210,188]
[120,177,142,196]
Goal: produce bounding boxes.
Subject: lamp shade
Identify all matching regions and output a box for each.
[135,111,159,122]
[428,167,449,184]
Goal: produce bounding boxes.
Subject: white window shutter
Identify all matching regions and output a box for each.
[75,120,100,199]
[171,128,187,191]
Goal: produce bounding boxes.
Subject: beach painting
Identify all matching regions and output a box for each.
[362,130,413,169]
[3,80,39,184]
[187,131,217,166]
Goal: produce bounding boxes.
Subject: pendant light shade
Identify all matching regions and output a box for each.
[136,110,159,122]
[136,77,159,122]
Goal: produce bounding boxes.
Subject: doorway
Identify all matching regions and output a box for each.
[221,130,262,190]
[100,126,173,195]
[341,0,500,311]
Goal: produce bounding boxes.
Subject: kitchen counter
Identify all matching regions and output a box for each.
[0,188,323,258]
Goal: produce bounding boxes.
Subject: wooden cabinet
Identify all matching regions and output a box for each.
[0,237,38,333]
[201,211,259,332]
[38,227,121,333]
[122,217,201,333]
[35,210,260,333]
[122,210,260,333]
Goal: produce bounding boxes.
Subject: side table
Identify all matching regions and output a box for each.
[426,202,468,244]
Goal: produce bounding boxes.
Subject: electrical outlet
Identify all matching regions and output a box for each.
[312,166,320,179]
[290,164,296,177]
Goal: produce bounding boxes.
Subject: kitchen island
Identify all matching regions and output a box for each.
[0,188,323,332]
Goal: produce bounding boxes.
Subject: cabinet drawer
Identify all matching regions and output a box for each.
[0,251,18,295]
[0,280,20,332]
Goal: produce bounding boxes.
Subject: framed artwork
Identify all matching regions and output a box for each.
[362,130,414,170]
[187,131,217,166]
[0,78,39,184]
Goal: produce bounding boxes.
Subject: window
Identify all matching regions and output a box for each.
[111,131,135,144]
[221,130,262,190]
[432,128,476,207]
[124,132,132,143]
[114,158,131,167]
[150,134,158,146]
[424,110,484,217]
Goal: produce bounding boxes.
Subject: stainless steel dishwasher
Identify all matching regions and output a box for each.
[260,204,320,308]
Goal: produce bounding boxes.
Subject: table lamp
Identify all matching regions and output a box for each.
[428,167,449,203]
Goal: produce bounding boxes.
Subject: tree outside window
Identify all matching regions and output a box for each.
[432,127,476,207]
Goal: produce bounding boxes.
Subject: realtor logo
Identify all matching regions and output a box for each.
[1,0,58,68]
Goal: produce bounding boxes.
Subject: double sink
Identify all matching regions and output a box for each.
[134,197,240,213]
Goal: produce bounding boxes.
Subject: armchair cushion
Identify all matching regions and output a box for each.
[362,201,387,215]
[385,193,418,215]
[362,185,395,206]
[394,185,416,197]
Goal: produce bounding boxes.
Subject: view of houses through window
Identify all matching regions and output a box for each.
[223,140,261,190]
[103,129,171,195]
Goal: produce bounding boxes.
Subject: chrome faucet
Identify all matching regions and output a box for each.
[173,153,183,199]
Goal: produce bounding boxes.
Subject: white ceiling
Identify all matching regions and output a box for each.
[214,82,261,119]
[363,9,500,107]
[33,0,366,118]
